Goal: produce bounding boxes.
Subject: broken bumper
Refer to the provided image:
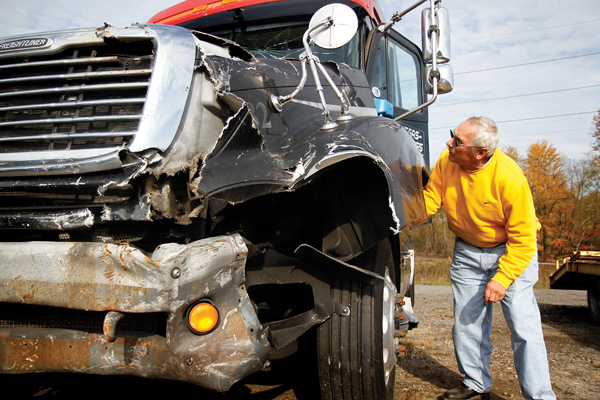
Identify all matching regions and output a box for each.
[0,233,270,392]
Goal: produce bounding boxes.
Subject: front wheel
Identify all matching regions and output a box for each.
[317,239,397,400]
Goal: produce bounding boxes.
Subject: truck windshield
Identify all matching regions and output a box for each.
[200,21,361,67]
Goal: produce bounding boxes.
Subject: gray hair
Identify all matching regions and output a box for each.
[468,116,499,155]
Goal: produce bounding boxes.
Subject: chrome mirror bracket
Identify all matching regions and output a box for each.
[269,3,358,130]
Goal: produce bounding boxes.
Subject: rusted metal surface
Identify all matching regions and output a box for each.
[1,237,222,312]
[103,311,125,342]
[0,233,270,392]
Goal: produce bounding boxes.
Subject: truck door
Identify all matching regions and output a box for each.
[367,29,430,167]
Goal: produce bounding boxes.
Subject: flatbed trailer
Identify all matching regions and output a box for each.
[550,251,600,323]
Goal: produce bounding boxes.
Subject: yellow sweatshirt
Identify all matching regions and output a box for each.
[423,148,540,288]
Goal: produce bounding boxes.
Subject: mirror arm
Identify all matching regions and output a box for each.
[303,21,337,127]
[380,0,428,33]
[271,16,353,129]
[270,21,327,112]
[395,77,438,121]
[315,56,352,119]
[270,55,308,112]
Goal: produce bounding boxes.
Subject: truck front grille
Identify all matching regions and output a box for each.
[0,40,154,153]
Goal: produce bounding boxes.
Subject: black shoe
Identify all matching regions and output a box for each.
[443,384,490,399]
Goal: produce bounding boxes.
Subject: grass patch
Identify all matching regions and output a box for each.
[415,258,451,286]
[415,258,557,289]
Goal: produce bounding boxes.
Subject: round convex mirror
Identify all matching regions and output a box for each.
[308,3,358,49]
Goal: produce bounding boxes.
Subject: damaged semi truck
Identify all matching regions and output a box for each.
[0,0,453,398]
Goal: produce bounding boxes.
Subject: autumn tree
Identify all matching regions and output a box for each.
[576,109,600,250]
[522,140,569,259]
[589,109,600,193]
[592,109,600,154]
[522,112,600,257]
[502,145,523,165]
[561,158,597,251]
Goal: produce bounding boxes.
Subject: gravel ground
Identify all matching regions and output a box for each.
[395,285,600,400]
[2,285,598,399]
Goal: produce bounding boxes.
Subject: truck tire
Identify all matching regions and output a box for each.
[317,239,396,400]
[588,277,600,323]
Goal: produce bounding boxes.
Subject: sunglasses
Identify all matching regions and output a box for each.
[450,129,479,147]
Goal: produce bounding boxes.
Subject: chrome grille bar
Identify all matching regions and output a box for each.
[0,98,145,113]
[0,131,137,143]
[0,115,142,128]
[0,82,150,98]
[0,68,153,85]
[0,56,122,70]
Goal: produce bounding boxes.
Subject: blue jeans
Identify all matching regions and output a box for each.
[450,238,555,400]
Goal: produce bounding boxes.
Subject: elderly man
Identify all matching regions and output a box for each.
[423,116,555,400]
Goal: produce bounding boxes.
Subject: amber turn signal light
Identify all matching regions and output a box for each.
[187,301,219,334]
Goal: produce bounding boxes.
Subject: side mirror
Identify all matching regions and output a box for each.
[425,64,453,94]
[395,0,452,120]
[309,3,358,49]
[421,6,450,64]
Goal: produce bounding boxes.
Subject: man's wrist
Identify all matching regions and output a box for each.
[491,273,511,289]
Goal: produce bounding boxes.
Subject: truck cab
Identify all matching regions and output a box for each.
[150,0,432,164]
[0,1,452,398]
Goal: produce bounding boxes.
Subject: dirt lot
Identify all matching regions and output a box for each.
[395,285,600,400]
[2,285,599,399]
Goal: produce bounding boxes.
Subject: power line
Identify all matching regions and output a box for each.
[432,85,600,107]
[496,112,598,124]
[455,18,600,42]
[431,111,598,130]
[455,52,600,75]
[502,128,591,139]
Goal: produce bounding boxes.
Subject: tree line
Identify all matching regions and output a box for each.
[406,110,600,262]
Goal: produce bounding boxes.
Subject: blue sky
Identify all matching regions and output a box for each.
[1,0,599,163]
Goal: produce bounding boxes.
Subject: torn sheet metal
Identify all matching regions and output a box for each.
[186,51,428,230]
[0,209,94,230]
